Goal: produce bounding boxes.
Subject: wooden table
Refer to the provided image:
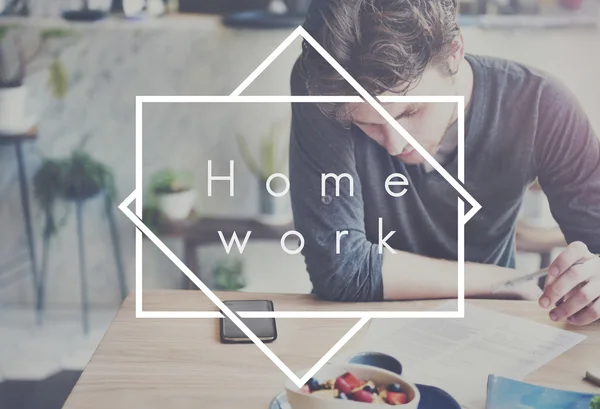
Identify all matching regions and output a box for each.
[62,291,600,409]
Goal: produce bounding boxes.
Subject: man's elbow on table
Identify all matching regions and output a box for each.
[307,253,384,303]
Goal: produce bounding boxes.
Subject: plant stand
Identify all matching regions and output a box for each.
[38,192,127,334]
[0,128,39,318]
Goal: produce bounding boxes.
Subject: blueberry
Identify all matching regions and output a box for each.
[306,378,321,392]
[388,383,402,393]
[363,385,375,394]
[337,392,349,400]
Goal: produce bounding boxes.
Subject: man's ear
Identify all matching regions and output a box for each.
[447,31,465,76]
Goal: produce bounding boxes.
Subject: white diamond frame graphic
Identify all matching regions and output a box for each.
[118,26,482,388]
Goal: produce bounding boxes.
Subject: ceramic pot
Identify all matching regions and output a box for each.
[0,85,30,134]
[156,189,196,221]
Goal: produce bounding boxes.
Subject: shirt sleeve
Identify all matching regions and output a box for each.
[535,77,600,254]
[289,59,384,302]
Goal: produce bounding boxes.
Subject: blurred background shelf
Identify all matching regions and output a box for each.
[0,0,595,29]
[459,13,598,28]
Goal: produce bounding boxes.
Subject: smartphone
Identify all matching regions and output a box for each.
[219,300,277,344]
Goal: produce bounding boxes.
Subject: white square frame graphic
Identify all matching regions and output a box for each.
[127,94,468,320]
[117,24,482,388]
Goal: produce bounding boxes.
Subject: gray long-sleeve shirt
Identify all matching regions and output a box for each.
[289,54,600,302]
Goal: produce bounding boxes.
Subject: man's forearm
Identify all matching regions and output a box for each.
[381,251,524,300]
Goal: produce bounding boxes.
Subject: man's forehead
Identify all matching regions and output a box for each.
[349,101,419,124]
[346,67,446,125]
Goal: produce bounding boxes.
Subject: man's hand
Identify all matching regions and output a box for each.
[488,279,542,301]
[539,241,600,326]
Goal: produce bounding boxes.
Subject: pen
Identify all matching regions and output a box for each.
[493,253,599,291]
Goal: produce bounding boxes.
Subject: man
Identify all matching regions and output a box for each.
[289,0,600,325]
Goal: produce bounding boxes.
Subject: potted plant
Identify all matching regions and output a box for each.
[213,257,246,291]
[149,168,196,221]
[33,149,116,238]
[0,25,77,133]
[237,118,290,221]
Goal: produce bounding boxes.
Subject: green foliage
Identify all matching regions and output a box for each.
[142,169,194,231]
[590,396,600,409]
[141,204,164,233]
[0,25,13,42]
[149,169,193,195]
[0,24,21,42]
[0,24,78,98]
[67,150,116,200]
[33,157,69,237]
[237,118,289,181]
[42,28,78,98]
[213,258,246,291]
[33,149,115,238]
[40,28,80,41]
[48,58,68,98]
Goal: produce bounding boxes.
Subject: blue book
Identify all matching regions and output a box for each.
[486,375,600,409]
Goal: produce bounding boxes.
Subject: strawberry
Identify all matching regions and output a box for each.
[342,372,362,390]
[352,390,374,403]
[334,377,353,395]
[387,392,408,405]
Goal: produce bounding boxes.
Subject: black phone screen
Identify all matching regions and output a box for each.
[220,300,277,344]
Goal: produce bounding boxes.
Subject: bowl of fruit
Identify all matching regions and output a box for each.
[285,364,421,408]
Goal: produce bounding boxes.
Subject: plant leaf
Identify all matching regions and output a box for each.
[0,24,20,42]
[236,133,262,178]
[33,151,115,238]
[262,133,276,176]
[0,26,11,43]
[41,28,79,41]
[270,118,290,174]
[48,58,68,99]
[149,168,193,195]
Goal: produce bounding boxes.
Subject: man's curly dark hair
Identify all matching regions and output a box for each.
[301,0,461,122]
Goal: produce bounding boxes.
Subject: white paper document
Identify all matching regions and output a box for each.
[352,302,586,409]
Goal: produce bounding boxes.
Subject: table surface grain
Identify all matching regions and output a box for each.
[62,291,600,409]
